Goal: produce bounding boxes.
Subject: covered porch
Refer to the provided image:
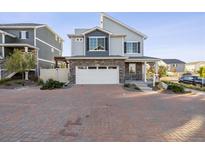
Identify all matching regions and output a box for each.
[125,56,160,83]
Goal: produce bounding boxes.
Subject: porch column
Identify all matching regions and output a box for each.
[155,61,159,82]
[2,34,5,58]
[144,61,147,82]
[24,47,29,80]
[24,47,28,53]
[1,47,5,58]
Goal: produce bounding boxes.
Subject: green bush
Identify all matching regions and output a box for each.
[40,79,64,90]
[0,78,12,85]
[124,83,131,88]
[167,83,185,93]
[38,79,44,85]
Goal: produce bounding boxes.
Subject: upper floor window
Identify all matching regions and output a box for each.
[89,37,105,51]
[19,31,29,39]
[172,64,177,67]
[75,37,83,42]
[124,42,140,54]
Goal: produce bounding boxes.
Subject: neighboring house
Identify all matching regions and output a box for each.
[56,13,160,84]
[0,23,63,79]
[186,61,205,73]
[158,59,186,73]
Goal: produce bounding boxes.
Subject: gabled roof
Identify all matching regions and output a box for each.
[0,30,16,38]
[100,13,148,39]
[0,23,64,41]
[82,26,112,35]
[162,59,185,64]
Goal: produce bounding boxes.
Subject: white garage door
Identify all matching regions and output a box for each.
[76,66,119,84]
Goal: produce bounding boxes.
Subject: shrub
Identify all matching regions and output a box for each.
[0,78,12,85]
[124,83,131,88]
[38,79,44,85]
[167,83,185,93]
[40,79,64,90]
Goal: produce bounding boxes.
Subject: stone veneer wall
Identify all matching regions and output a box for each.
[69,59,125,84]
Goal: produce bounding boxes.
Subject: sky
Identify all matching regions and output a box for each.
[0,12,204,62]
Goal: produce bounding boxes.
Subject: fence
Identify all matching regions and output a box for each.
[40,68,69,83]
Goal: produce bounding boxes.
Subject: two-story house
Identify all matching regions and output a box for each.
[0,23,63,79]
[57,13,160,84]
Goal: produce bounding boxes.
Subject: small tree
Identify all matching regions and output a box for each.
[5,49,36,81]
[198,66,205,78]
[158,66,167,78]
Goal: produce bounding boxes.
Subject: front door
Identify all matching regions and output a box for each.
[127,63,142,80]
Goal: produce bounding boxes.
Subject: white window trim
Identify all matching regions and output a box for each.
[125,41,140,54]
[20,31,27,40]
[88,36,106,52]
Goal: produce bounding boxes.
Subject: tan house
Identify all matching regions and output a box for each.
[186,61,205,73]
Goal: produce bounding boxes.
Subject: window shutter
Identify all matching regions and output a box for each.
[138,42,140,53]
[124,42,127,53]
[26,32,29,38]
[105,37,108,51]
[86,37,89,51]
[19,32,22,38]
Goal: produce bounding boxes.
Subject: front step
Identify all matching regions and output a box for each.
[125,80,153,92]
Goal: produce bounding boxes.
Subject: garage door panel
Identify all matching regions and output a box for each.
[76,67,119,84]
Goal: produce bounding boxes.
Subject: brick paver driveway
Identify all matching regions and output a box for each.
[0,85,205,142]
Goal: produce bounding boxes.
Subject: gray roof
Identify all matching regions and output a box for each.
[128,56,160,60]
[75,28,90,35]
[0,23,44,27]
[162,59,185,64]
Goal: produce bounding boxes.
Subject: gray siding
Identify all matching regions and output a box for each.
[38,60,55,69]
[85,29,109,57]
[2,28,35,45]
[0,34,2,43]
[168,64,185,72]
[0,47,2,57]
[5,35,16,43]
[36,27,62,50]
[37,39,59,61]
[110,36,123,56]
[71,37,84,56]
[102,16,144,57]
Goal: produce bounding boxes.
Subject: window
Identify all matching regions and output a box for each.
[19,31,29,39]
[108,66,117,69]
[89,37,105,51]
[98,66,107,69]
[75,37,83,42]
[51,48,54,53]
[55,35,58,41]
[88,66,97,69]
[172,64,177,67]
[129,64,136,74]
[78,66,87,69]
[124,42,140,54]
